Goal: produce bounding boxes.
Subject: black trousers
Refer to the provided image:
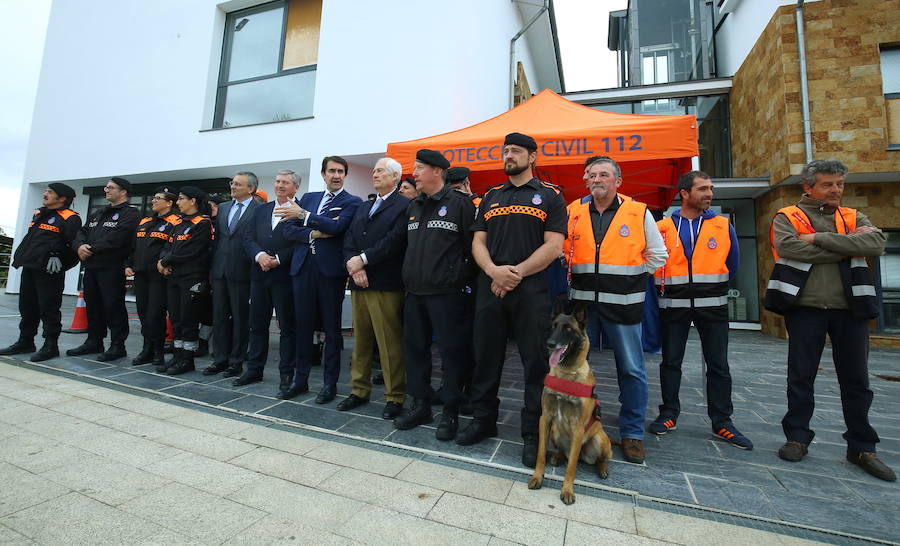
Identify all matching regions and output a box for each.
[658,319,733,428]
[469,273,550,437]
[293,257,345,388]
[246,277,296,377]
[404,292,470,410]
[83,267,129,344]
[167,276,203,345]
[133,270,167,341]
[18,267,66,340]
[783,307,879,453]
[212,278,251,368]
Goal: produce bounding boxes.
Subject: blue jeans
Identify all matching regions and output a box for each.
[596,317,648,440]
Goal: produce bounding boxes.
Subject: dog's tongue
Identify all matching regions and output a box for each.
[549,346,566,368]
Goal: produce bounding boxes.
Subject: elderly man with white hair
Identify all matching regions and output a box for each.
[337,157,411,418]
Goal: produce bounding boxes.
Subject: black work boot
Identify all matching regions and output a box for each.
[393,398,433,430]
[150,340,165,368]
[435,408,459,441]
[131,338,153,366]
[0,338,37,356]
[66,337,104,356]
[30,338,59,362]
[158,348,182,373]
[166,350,195,375]
[97,342,127,362]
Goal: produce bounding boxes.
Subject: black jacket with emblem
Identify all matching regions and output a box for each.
[13,207,82,271]
[158,212,213,279]
[402,186,476,296]
[73,202,141,269]
[127,213,182,273]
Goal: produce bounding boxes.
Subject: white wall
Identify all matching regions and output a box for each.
[715,0,797,77]
[13,0,554,293]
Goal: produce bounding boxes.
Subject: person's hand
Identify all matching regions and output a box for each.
[347,255,365,274]
[274,201,304,221]
[311,230,333,239]
[46,257,62,274]
[489,264,522,292]
[490,281,508,299]
[124,267,135,277]
[351,269,369,288]
[850,226,876,235]
[77,244,93,261]
[798,233,815,244]
[156,260,172,276]
[257,253,279,271]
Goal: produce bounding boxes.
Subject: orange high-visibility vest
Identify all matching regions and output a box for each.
[654,215,730,322]
[764,205,876,318]
[564,194,648,325]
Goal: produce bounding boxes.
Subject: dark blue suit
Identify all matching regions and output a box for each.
[243,198,300,378]
[283,189,362,389]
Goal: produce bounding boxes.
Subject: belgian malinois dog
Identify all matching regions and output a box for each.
[528,300,612,505]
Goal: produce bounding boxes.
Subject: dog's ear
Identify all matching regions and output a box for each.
[552,294,568,317]
[572,301,588,327]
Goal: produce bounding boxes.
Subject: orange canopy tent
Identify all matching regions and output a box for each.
[386,89,698,209]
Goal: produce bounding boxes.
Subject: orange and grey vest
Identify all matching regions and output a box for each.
[764,205,877,318]
[564,194,648,324]
[654,215,731,322]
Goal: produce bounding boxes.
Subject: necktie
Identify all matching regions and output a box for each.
[318,192,335,215]
[228,201,243,231]
[369,197,383,218]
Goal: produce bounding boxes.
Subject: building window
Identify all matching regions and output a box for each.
[881,47,900,149]
[214,0,322,128]
[876,230,900,333]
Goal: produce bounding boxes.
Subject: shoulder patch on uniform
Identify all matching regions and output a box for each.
[190,216,205,225]
[139,216,154,225]
[165,214,182,225]
[57,208,78,219]
[540,182,561,194]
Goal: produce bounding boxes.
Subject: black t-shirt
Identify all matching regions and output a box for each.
[471,177,567,268]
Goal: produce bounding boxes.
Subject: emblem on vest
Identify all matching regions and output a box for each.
[112,213,120,220]
[438,206,448,217]
[160,223,167,231]
[102,221,118,227]
[47,217,55,224]
[88,221,98,228]
[619,224,630,237]
[532,194,542,205]
[707,237,717,249]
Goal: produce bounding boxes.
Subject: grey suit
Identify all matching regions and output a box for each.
[210,198,259,369]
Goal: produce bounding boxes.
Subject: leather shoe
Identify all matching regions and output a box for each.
[621,438,645,464]
[336,394,369,411]
[847,451,896,482]
[382,401,402,420]
[778,441,808,462]
[393,398,432,429]
[435,410,459,441]
[277,382,309,400]
[222,365,242,378]
[0,340,36,355]
[66,339,104,356]
[96,343,127,362]
[202,363,228,376]
[455,419,497,446]
[522,434,538,468]
[232,371,263,387]
[316,384,337,405]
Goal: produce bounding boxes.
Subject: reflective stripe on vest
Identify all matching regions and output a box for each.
[764,205,877,318]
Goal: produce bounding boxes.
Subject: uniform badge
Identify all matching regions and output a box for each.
[160,224,167,231]
[47,217,55,224]
[707,237,717,249]
[112,213,119,220]
[532,194,542,205]
[438,206,448,217]
[619,224,630,237]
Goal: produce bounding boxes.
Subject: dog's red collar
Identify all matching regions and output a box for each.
[544,375,594,398]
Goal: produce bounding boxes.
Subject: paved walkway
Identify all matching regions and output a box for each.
[0,362,823,546]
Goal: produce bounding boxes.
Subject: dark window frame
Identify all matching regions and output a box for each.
[213,0,318,129]
[874,229,900,334]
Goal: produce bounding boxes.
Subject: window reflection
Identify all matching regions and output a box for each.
[221,70,316,127]
[227,7,284,82]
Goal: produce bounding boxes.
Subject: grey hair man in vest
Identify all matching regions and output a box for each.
[768,158,893,482]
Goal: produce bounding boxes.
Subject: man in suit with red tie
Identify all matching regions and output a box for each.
[278,156,362,402]
[338,157,410,418]
[242,170,302,397]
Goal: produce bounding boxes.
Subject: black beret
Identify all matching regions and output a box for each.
[48,183,76,200]
[415,149,450,169]
[155,185,177,195]
[179,185,208,201]
[446,167,471,184]
[504,132,537,151]
[109,177,131,191]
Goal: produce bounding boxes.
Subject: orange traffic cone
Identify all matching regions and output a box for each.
[165,316,173,341]
[63,291,88,333]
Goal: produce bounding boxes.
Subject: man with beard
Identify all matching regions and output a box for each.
[563,156,667,464]
[649,171,752,450]
[455,133,567,469]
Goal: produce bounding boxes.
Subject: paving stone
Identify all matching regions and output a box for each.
[839,476,900,511]
[40,453,170,506]
[260,401,354,430]
[1,492,167,545]
[0,524,34,545]
[165,407,255,436]
[0,431,93,474]
[160,383,246,406]
[221,394,282,414]
[230,446,341,487]
[634,507,796,545]
[318,467,443,517]
[145,451,262,497]
[228,424,325,455]
[63,427,185,467]
[119,482,267,544]
[144,421,255,462]
[111,396,197,420]
[305,440,414,477]
[565,520,674,545]
[335,414,396,440]
[0,462,70,517]
[686,475,779,518]
[768,467,859,501]
[389,427,500,463]
[221,514,352,545]
[44,397,131,422]
[427,492,567,546]
[95,411,187,438]
[343,503,490,546]
[765,489,900,543]
[505,482,637,534]
[397,460,514,503]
